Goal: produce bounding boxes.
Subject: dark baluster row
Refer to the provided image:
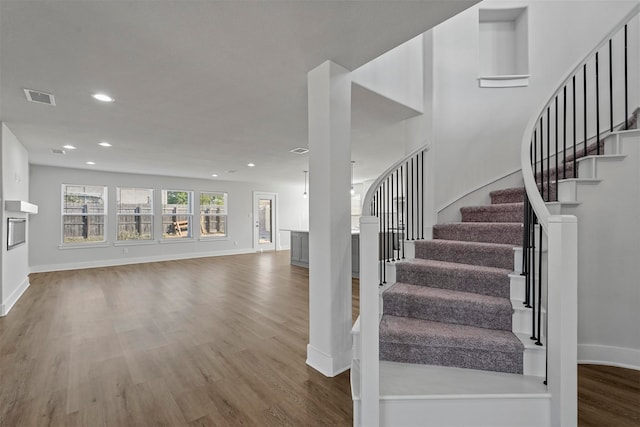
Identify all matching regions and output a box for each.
[369,151,426,285]
[531,22,633,203]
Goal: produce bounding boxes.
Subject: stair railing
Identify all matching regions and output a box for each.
[520,5,638,426]
[357,144,428,427]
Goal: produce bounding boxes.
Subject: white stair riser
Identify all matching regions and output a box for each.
[356,397,551,427]
[524,346,546,377]
[557,179,600,202]
[513,247,523,274]
[510,274,526,302]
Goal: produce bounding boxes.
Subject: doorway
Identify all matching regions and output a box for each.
[253,192,277,251]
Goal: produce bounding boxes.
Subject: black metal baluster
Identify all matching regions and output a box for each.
[596,51,601,155]
[415,154,420,241]
[396,168,400,260]
[563,86,567,179]
[555,98,558,201]
[546,107,551,202]
[573,76,577,177]
[536,227,543,346]
[530,214,537,340]
[410,158,414,240]
[383,179,387,283]
[421,151,425,240]
[584,63,588,156]
[378,189,382,285]
[401,165,405,259]
[609,39,614,133]
[390,173,395,262]
[624,25,628,129]
[539,117,545,201]
[533,130,538,194]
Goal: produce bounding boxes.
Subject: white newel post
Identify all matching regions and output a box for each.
[546,215,578,427]
[359,215,380,427]
[306,60,353,377]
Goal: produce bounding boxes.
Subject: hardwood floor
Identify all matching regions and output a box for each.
[578,364,640,427]
[1,251,637,426]
[0,252,357,426]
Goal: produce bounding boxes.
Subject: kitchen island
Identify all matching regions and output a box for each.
[287,230,360,278]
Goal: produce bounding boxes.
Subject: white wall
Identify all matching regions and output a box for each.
[352,34,424,113]
[1,124,31,316]
[563,132,640,369]
[29,165,309,272]
[428,0,638,210]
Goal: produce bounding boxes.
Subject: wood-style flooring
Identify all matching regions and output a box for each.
[0,251,637,426]
[0,252,357,426]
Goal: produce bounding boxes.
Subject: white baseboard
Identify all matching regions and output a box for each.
[1,277,30,317]
[579,343,640,371]
[306,344,351,377]
[29,248,257,273]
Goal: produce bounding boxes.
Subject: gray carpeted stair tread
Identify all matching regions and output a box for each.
[415,239,515,270]
[396,258,511,298]
[383,283,513,331]
[433,222,522,246]
[461,202,524,223]
[379,315,524,374]
[490,187,524,204]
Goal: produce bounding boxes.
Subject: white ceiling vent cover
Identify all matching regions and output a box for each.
[24,89,56,106]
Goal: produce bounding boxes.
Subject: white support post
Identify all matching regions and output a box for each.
[306,60,353,377]
[546,215,578,427]
[359,215,380,427]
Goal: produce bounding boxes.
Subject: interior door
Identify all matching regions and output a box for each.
[253,192,277,251]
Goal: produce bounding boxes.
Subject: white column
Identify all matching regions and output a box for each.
[547,215,578,427]
[306,60,352,377]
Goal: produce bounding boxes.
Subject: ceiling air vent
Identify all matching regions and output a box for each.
[290,147,309,154]
[24,89,56,106]
[51,148,66,155]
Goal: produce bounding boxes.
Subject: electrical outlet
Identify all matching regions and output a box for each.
[123,248,128,255]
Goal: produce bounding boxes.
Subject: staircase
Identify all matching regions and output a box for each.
[380,191,529,375]
[352,5,638,426]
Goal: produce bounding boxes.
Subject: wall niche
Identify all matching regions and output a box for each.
[478,7,529,87]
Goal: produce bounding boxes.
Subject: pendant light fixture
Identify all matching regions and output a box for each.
[303,170,308,198]
[350,161,356,196]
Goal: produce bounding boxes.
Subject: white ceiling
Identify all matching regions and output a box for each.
[0,1,476,185]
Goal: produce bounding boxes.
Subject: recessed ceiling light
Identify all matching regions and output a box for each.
[63,144,77,150]
[98,141,112,147]
[211,174,218,177]
[247,163,255,167]
[92,93,114,102]
[85,161,96,165]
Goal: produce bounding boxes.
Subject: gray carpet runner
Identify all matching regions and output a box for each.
[379,133,614,374]
[380,186,524,374]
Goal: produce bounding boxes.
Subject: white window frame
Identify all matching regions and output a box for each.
[116,187,155,242]
[199,191,228,240]
[61,184,108,246]
[161,189,194,240]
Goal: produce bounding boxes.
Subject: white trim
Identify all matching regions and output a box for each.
[59,242,110,249]
[113,240,158,246]
[159,238,195,244]
[306,343,351,377]
[0,278,30,317]
[29,247,255,273]
[479,75,530,88]
[579,344,640,371]
[436,168,521,215]
[198,236,230,242]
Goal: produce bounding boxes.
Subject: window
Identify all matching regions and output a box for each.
[162,190,193,239]
[62,184,107,244]
[200,192,228,238]
[117,187,154,241]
